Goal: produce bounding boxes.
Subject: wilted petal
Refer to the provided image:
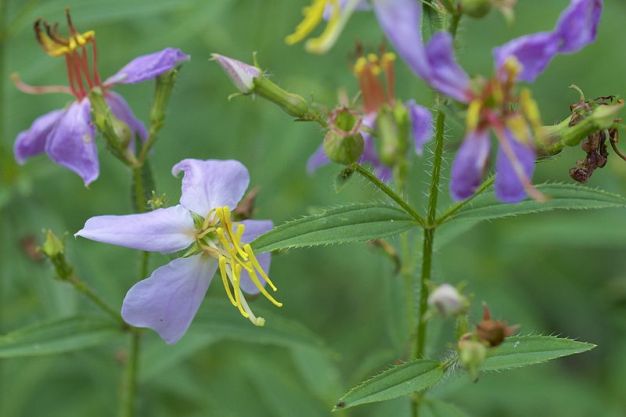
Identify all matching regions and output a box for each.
[14,109,64,163]
[450,129,491,200]
[493,32,560,82]
[239,220,273,295]
[75,205,195,253]
[555,0,602,53]
[105,92,148,142]
[172,159,250,217]
[122,255,217,344]
[495,130,536,203]
[373,0,431,79]
[307,145,330,173]
[212,53,261,94]
[45,99,99,185]
[407,100,433,154]
[106,48,190,85]
[423,32,472,102]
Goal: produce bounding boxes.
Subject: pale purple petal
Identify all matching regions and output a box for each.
[555,0,602,53]
[122,255,217,344]
[407,100,433,155]
[495,130,536,203]
[172,159,250,217]
[45,99,99,186]
[105,92,148,143]
[450,129,491,201]
[324,0,370,19]
[373,0,431,79]
[105,48,190,85]
[75,205,195,253]
[493,32,560,82]
[307,145,330,173]
[211,53,261,94]
[423,32,472,102]
[239,220,273,295]
[14,109,64,164]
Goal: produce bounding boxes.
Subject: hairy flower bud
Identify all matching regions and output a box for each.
[212,53,261,94]
[461,0,492,18]
[377,103,410,166]
[458,339,487,380]
[41,230,73,280]
[428,284,468,317]
[323,108,364,165]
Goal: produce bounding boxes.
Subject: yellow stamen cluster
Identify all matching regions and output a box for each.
[198,206,282,326]
[285,0,343,54]
[35,18,94,57]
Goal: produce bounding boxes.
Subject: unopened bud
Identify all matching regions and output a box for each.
[41,230,73,280]
[458,339,487,380]
[323,108,364,165]
[461,0,492,18]
[377,103,409,166]
[428,284,468,317]
[212,53,261,94]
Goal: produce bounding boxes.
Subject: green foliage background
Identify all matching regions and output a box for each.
[1,0,626,416]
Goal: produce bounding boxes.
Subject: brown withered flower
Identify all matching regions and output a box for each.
[475,304,519,347]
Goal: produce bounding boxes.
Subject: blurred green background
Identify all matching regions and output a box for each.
[1,0,626,416]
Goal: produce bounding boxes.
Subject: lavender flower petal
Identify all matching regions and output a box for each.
[212,53,261,94]
[14,109,64,164]
[307,145,330,173]
[105,48,190,85]
[105,92,148,143]
[373,0,431,79]
[493,32,560,82]
[423,32,472,102]
[555,0,602,53]
[239,220,273,295]
[450,129,491,201]
[121,255,216,344]
[75,205,195,253]
[45,99,99,185]
[494,130,536,203]
[407,100,433,155]
[172,159,250,217]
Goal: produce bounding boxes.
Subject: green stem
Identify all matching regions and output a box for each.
[66,274,126,326]
[119,331,141,417]
[436,176,495,225]
[354,164,426,227]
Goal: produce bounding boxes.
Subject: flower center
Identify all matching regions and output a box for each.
[34,9,102,100]
[195,206,281,326]
[353,50,396,114]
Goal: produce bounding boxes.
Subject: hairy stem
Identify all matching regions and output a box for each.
[66,274,126,326]
[436,176,495,225]
[119,331,141,417]
[354,164,426,227]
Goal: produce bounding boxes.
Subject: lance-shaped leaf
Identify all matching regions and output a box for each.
[444,183,626,224]
[0,316,122,358]
[334,360,444,410]
[482,335,596,372]
[252,204,416,252]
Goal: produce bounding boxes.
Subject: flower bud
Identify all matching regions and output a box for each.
[377,103,409,166]
[428,284,468,317]
[461,0,492,18]
[323,108,364,165]
[458,339,487,380]
[41,230,73,280]
[211,53,261,94]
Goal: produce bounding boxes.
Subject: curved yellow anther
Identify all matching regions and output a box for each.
[244,244,278,292]
[466,100,483,131]
[232,264,249,318]
[218,256,237,307]
[285,0,329,45]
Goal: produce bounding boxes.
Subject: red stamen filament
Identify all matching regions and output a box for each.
[11,73,73,95]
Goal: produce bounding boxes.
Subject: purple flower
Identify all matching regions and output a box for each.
[374,0,602,202]
[211,54,262,94]
[13,11,189,185]
[308,51,433,181]
[76,159,280,344]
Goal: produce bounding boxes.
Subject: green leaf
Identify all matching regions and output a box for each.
[482,335,596,372]
[0,316,122,358]
[446,184,626,224]
[252,204,415,252]
[334,360,443,410]
[193,299,329,351]
[423,399,471,417]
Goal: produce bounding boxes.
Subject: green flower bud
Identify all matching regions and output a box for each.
[378,103,409,166]
[461,0,492,18]
[323,109,364,165]
[458,339,487,380]
[41,230,73,280]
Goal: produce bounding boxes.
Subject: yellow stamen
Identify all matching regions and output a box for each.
[231,264,249,318]
[284,0,328,45]
[304,0,342,54]
[503,56,522,82]
[381,52,396,66]
[519,88,543,138]
[506,114,531,144]
[354,56,368,74]
[218,256,237,306]
[246,267,283,307]
[216,207,248,260]
[244,244,279,292]
[466,99,483,131]
[38,30,95,57]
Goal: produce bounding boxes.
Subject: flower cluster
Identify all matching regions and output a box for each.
[13,10,189,185]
